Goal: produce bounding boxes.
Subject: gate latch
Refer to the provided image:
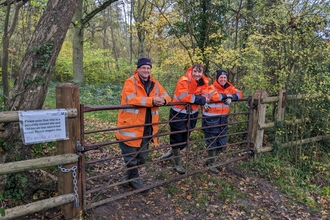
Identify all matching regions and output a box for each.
[76,140,84,156]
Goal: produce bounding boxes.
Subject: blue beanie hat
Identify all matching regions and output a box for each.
[137,57,152,68]
[216,69,227,79]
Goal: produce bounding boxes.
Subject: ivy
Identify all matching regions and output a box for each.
[29,42,54,71]
[24,75,46,88]
[0,207,4,217]
[3,174,27,202]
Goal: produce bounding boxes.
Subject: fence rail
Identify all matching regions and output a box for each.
[0,154,79,175]
[1,83,328,220]
[0,83,81,220]
[250,89,329,153]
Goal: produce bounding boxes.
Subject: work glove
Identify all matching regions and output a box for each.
[204,103,210,112]
[225,97,232,105]
[225,94,233,105]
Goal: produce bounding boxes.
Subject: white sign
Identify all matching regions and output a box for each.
[18,109,69,144]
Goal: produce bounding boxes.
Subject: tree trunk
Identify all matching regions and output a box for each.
[71,0,119,85]
[0,0,78,194]
[9,0,78,111]
[2,0,25,108]
[109,7,119,71]
[72,0,85,85]
[2,2,11,107]
[134,0,149,57]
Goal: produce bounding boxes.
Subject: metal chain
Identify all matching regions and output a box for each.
[58,165,79,207]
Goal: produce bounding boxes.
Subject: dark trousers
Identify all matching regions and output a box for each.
[119,139,149,167]
[169,108,198,150]
[202,115,228,152]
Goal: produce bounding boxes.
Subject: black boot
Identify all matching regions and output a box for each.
[206,149,219,174]
[128,167,145,189]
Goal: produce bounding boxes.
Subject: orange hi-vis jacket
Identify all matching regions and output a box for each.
[116,70,171,147]
[171,67,219,114]
[203,81,243,116]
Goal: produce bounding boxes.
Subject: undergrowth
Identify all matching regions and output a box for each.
[234,146,330,214]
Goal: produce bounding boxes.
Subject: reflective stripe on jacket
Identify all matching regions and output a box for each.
[203,81,242,116]
[172,67,210,114]
[116,70,171,147]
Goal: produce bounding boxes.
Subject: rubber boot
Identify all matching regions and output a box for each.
[122,170,130,187]
[206,150,219,174]
[128,167,144,189]
[172,148,185,174]
[160,149,172,160]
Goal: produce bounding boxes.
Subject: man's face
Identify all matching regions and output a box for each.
[137,65,151,81]
[217,74,227,86]
[192,67,203,81]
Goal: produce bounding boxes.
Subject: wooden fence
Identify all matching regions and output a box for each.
[0,83,82,220]
[249,89,330,154]
[0,83,328,219]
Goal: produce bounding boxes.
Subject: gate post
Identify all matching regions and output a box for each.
[275,90,286,146]
[56,83,81,219]
[249,90,268,155]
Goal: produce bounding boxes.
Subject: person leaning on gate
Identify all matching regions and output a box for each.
[160,63,221,175]
[116,57,171,190]
[201,69,242,174]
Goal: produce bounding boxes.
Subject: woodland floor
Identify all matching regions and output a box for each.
[22,163,329,220]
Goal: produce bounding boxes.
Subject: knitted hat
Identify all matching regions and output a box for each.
[137,57,152,68]
[216,69,227,79]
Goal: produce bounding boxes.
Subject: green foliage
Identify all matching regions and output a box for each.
[321,186,330,199]
[0,207,4,217]
[2,173,27,202]
[30,0,47,8]
[79,83,122,106]
[0,138,9,152]
[235,147,330,210]
[216,180,243,203]
[165,184,178,196]
[169,0,228,66]
[29,42,54,71]
[24,75,46,87]
[31,141,57,157]
[54,41,137,84]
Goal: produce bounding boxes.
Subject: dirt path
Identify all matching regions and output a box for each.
[83,164,326,220]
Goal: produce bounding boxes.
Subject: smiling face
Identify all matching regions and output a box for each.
[192,66,204,81]
[137,65,151,81]
[217,74,227,86]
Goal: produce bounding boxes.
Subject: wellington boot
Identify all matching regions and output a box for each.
[172,148,185,174]
[121,170,130,187]
[126,167,146,190]
[160,149,172,160]
[129,179,145,189]
[206,150,219,174]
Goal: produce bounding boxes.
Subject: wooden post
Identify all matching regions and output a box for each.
[277,89,286,121]
[56,83,81,219]
[249,90,268,155]
[275,90,286,145]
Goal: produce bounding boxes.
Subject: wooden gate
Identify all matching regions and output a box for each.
[79,98,252,210]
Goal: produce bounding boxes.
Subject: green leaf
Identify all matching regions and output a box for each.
[0,208,5,217]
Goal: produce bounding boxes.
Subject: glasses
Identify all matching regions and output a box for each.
[139,66,151,70]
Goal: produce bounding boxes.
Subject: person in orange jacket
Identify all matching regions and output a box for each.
[160,63,222,174]
[116,57,171,190]
[202,69,242,174]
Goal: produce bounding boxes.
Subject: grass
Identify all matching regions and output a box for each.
[234,149,330,213]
